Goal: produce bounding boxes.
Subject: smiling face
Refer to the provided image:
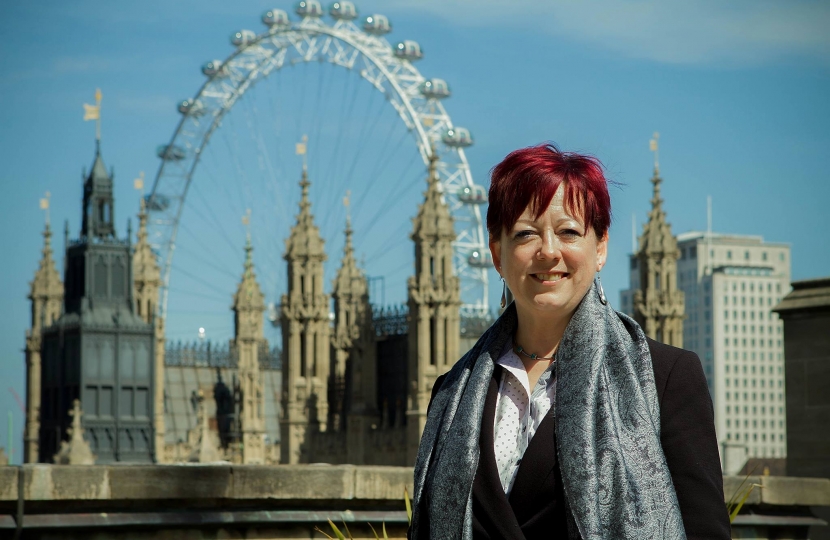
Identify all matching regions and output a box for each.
[490,183,608,320]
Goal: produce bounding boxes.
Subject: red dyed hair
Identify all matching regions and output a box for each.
[487,143,612,239]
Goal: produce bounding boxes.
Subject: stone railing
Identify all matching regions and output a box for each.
[0,466,828,539]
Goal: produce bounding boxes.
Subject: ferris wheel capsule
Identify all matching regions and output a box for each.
[420,78,451,99]
[394,40,423,61]
[295,0,324,18]
[467,249,493,268]
[177,99,204,116]
[459,184,488,205]
[363,14,391,35]
[442,127,474,148]
[329,1,357,20]
[231,30,257,47]
[201,60,226,77]
[262,9,290,27]
[156,144,186,162]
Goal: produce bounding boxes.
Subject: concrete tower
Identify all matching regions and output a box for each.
[406,149,461,463]
[232,233,267,464]
[633,164,685,346]
[280,169,330,464]
[331,210,377,463]
[24,220,64,462]
[131,198,166,461]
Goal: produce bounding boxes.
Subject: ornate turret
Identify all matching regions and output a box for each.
[131,198,167,461]
[82,141,116,240]
[633,145,685,346]
[38,139,156,464]
[406,147,461,463]
[25,216,64,463]
[330,202,377,461]
[280,168,331,464]
[232,231,267,464]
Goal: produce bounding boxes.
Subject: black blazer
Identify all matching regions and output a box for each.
[422,338,731,540]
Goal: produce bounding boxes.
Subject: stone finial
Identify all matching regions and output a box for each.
[188,390,222,463]
[53,399,96,465]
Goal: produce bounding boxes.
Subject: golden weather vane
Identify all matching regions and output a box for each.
[83,88,103,141]
[295,134,309,171]
[343,189,351,222]
[39,191,51,225]
[242,208,252,241]
[649,131,660,172]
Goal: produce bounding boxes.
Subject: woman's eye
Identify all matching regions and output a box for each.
[514,230,534,239]
[559,229,580,238]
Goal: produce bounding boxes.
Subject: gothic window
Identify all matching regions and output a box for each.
[95,256,108,296]
[300,330,307,377]
[112,257,125,297]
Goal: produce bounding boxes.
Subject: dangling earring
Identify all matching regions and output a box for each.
[596,275,607,305]
[500,278,507,309]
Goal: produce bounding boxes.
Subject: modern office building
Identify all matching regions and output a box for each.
[625,231,790,466]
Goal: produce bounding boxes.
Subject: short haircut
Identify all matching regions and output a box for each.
[487,143,612,240]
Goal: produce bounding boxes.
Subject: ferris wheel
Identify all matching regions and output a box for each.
[147,1,492,334]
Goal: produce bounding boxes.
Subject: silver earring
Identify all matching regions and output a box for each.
[596,275,607,305]
[500,278,507,309]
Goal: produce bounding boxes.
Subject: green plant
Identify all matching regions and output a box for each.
[314,487,411,539]
[726,467,764,523]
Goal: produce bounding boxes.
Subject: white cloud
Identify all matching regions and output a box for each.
[385,0,830,66]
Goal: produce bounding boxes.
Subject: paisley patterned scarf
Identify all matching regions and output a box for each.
[410,279,686,539]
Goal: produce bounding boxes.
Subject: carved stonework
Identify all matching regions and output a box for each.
[188,391,223,463]
[232,236,267,464]
[132,199,166,462]
[633,167,685,346]
[53,400,96,465]
[280,169,331,464]
[406,148,461,464]
[330,213,379,463]
[25,223,64,463]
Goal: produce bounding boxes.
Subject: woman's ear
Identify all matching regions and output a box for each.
[597,232,609,271]
[489,235,501,275]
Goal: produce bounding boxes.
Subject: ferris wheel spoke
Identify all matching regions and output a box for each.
[149,12,490,318]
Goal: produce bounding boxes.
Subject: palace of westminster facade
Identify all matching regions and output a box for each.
[26,138,746,467]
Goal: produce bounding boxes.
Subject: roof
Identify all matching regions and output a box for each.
[773,276,830,314]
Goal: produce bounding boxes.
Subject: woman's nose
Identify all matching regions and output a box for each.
[538,231,560,260]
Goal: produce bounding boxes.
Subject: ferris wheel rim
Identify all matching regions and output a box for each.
[147,13,490,322]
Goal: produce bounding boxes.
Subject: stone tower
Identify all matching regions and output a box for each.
[406,149,461,463]
[633,165,685,346]
[24,220,64,462]
[39,141,155,463]
[132,198,166,461]
[232,234,267,464]
[331,212,377,463]
[280,169,331,464]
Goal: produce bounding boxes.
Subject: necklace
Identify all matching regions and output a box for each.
[514,343,557,361]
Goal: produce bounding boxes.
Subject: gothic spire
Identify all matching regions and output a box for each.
[132,197,161,324]
[81,140,116,240]
[412,144,454,241]
[31,221,63,299]
[285,168,326,261]
[234,234,264,312]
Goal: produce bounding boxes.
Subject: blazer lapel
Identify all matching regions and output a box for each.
[472,366,526,539]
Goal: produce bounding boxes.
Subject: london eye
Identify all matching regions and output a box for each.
[146,2,491,343]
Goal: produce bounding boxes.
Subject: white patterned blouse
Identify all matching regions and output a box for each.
[492,339,557,496]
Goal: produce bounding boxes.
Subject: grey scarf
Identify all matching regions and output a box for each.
[411,279,686,540]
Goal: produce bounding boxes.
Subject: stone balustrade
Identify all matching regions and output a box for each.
[0,465,828,539]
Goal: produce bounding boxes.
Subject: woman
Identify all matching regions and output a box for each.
[410,144,730,540]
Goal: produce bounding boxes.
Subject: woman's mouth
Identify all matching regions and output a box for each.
[532,272,567,282]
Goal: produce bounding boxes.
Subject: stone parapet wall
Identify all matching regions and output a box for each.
[1,465,828,539]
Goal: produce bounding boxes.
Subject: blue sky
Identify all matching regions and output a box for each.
[1,0,828,463]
